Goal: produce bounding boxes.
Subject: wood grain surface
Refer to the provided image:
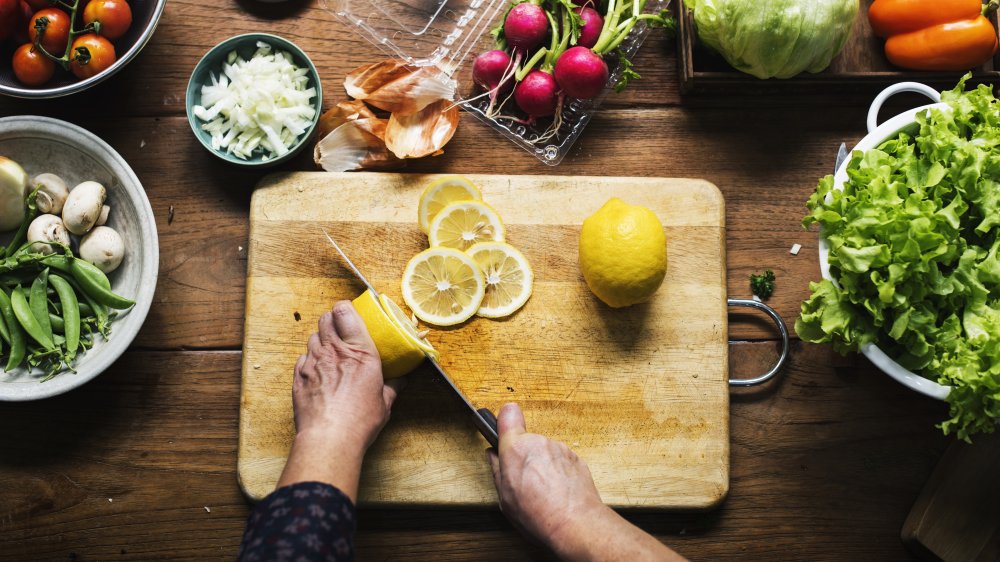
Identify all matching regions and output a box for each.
[241,173,729,508]
[0,0,961,559]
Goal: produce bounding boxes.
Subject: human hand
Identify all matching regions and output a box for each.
[486,403,688,562]
[277,301,403,499]
[486,403,608,554]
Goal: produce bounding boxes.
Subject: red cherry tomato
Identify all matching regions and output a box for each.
[11,0,33,44]
[82,0,131,40]
[69,33,115,79]
[28,7,69,55]
[0,0,21,42]
[12,42,54,86]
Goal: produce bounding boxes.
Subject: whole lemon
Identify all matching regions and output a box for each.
[351,290,431,378]
[578,198,667,308]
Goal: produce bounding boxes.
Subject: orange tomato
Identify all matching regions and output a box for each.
[83,0,132,40]
[69,33,115,79]
[12,42,54,86]
[27,7,70,55]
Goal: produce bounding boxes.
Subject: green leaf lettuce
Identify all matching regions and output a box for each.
[798,75,1000,441]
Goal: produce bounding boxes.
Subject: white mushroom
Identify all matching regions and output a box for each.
[79,226,125,273]
[26,214,70,255]
[96,204,110,226]
[62,181,106,235]
[0,157,27,232]
[32,173,69,215]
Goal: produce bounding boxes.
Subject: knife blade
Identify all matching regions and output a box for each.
[834,142,848,175]
[427,355,499,447]
[322,229,500,448]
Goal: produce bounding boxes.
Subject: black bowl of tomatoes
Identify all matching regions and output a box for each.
[0,0,164,98]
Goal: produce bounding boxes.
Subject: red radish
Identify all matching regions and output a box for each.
[575,6,603,49]
[514,70,559,118]
[504,3,549,52]
[473,49,514,95]
[473,49,517,117]
[553,46,608,100]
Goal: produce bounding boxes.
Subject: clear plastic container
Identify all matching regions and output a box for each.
[323,0,667,165]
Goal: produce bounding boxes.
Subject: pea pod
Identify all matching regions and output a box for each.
[60,274,109,337]
[49,274,79,359]
[11,286,54,350]
[0,303,9,344]
[29,268,53,343]
[0,290,26,371]
[69,259,134,310]
[48,313,64,333]
[4,188,38,258]
[40,254,72,275]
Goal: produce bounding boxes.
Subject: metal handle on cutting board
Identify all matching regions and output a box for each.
[727,299,789,387]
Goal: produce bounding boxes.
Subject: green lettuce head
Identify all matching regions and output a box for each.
[690,0,859,79]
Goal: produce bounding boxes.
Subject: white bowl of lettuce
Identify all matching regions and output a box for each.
[800,77,1000,441]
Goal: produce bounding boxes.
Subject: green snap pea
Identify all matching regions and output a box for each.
[11,286,54,350]
[0,290,26,371]
[0,304,9,345]
[60,275,109,337]
[50,274,79,359]
[29,269,53,344]
[69,259,134,310]
[48,313,64,333]
[4,189,38,258]
[40,254,72,274]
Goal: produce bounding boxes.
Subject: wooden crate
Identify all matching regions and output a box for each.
[677,0,1000,94]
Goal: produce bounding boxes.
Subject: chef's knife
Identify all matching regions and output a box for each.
[322,229,500,448]
[834,142,848,175]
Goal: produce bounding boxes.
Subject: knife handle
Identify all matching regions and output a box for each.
[476,408,499,448]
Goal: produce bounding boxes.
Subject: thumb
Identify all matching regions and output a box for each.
[332,300,377,351]
[497,402,526,454]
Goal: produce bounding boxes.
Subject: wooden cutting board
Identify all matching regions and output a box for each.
[239,172,729,509]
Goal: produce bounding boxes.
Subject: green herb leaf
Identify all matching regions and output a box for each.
[614,50,640,93]
[750,270,776,299]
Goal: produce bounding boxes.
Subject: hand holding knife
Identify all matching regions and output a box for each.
[322,229,500,448]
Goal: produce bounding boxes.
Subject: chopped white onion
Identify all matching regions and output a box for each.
[790,243,802,255]
[193,42,316,160]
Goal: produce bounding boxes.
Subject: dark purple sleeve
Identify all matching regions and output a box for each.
[238,481,356,562]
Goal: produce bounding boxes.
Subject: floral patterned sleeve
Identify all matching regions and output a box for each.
[238,481,356,562]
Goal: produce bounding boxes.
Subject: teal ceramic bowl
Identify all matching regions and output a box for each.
[185,33,322,167]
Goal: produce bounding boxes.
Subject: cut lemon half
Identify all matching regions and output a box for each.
[418,175,483,234]
[402,247,486,326]
[466,242,534,319]
[428,200,505,251]
[351,290,428,379]
[378,293,438,359]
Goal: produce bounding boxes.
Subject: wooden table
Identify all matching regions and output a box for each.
[0,1,956,560]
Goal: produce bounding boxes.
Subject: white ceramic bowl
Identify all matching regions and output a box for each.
[0,116,158,400]
[820,82,950,401]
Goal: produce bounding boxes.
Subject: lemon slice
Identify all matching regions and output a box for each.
[466,242,534,319]
[351,290,428,379]
[378,293,438,359]
[402,247,486,326]
[428,200,505,251]
[418,175,483,234]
